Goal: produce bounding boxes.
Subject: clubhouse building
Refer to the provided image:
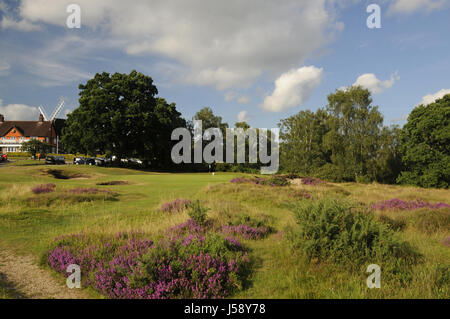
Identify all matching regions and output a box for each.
[0,113,58,153]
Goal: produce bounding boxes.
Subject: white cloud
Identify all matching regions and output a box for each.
[420,89,450,105]
[13,0,342,90]
[0,16,42,31]
[0,61,10,76]
[261,66,323,112]
[353,72,399,94]
[0,99,40,120]
[237,96,250,105]
[24,58,91,87]
[388,0,447,14]
[237,110,251,122]
[225,91,250,105]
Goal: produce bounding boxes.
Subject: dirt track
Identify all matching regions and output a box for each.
[0,249,88,299]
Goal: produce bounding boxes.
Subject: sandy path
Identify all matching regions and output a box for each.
[0,249,89,299]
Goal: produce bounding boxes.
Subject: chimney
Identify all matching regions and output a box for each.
[39,113,44,122]
[0,114,4,123]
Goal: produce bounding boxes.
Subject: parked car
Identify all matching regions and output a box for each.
[45,155,66,165]
[129,158,143,165]
[94,157,105,166]
[73,156,85,165]
[85,158,96,166]
[0,154,5,162]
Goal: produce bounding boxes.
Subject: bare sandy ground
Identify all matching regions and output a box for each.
[0,249,88,299]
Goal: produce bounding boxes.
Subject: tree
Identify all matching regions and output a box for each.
[397,94,450,188]
[20,139,52,158]
[324,86,384,181]
[62,70,186,167]
[279,109,330,174]
[193,107,229,133]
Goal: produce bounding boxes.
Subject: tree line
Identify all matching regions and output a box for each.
[60,70,449,188]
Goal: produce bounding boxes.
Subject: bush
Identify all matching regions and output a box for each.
[288,198,421,269]
[356,175,372,184]
[45,225,250,299]
[31,183,56,194]
[377,214,407,232]
[187,200,209,226]
[159,199,192,213]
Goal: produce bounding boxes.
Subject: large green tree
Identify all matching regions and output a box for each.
[279,109,330,174]
[62,70,186,166]
[397,94,450,188]
[324,86,384,181]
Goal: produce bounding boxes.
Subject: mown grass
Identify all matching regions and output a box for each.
[0,159,449,298]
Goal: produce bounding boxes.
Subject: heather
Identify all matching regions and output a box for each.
[301,177,325,186]
[229,175,289,187]
[31,183,56,194]
[45,220,250,299]
[68,188,106,194]
[371,199,450,211]
[159,198,192,213]
[222,214,273,239]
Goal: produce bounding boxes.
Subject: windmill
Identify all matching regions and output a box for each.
[38,97,65,121]
[38,97,66,154]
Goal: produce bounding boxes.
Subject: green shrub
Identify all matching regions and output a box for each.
[187,200,209,226]
[377,214,407,232]
[267,175,290,186]
[288,198,421,269]
[356,175,372,184]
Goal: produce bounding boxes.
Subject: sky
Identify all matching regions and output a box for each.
[0,0,449,129]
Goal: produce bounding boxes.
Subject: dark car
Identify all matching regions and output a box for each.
[0,154,5,162]
[94,157,105,166]
[85,158,96,166]
[45,155,66,165]
[73,156,85,165]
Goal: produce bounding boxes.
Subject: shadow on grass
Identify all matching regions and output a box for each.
[0,272,27,299]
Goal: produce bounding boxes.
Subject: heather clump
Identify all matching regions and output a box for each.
[68,188,104,194]
[31,183,56,194]
[222,214,273,239]
[301,177,325,186]
[371,199,450,211]
[222,224,270,240]
[159,198,192,213]
[46,219,250,299]
[230,175,289,187]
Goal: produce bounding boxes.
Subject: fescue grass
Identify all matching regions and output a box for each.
[0,161,449,298]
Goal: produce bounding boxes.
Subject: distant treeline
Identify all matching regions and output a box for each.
[61,71,449,189]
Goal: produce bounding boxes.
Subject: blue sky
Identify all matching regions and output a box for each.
[0,0,449,129]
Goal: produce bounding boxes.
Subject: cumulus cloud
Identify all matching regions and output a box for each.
[420,89,450,105]
[388,0,447,14]
[0,99,40,120]
[237,110,251,122]
[261,66,323,112]
[353,72,399,94]
[11,0,341,90]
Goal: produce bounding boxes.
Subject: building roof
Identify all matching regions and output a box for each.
[0,120,54,137]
